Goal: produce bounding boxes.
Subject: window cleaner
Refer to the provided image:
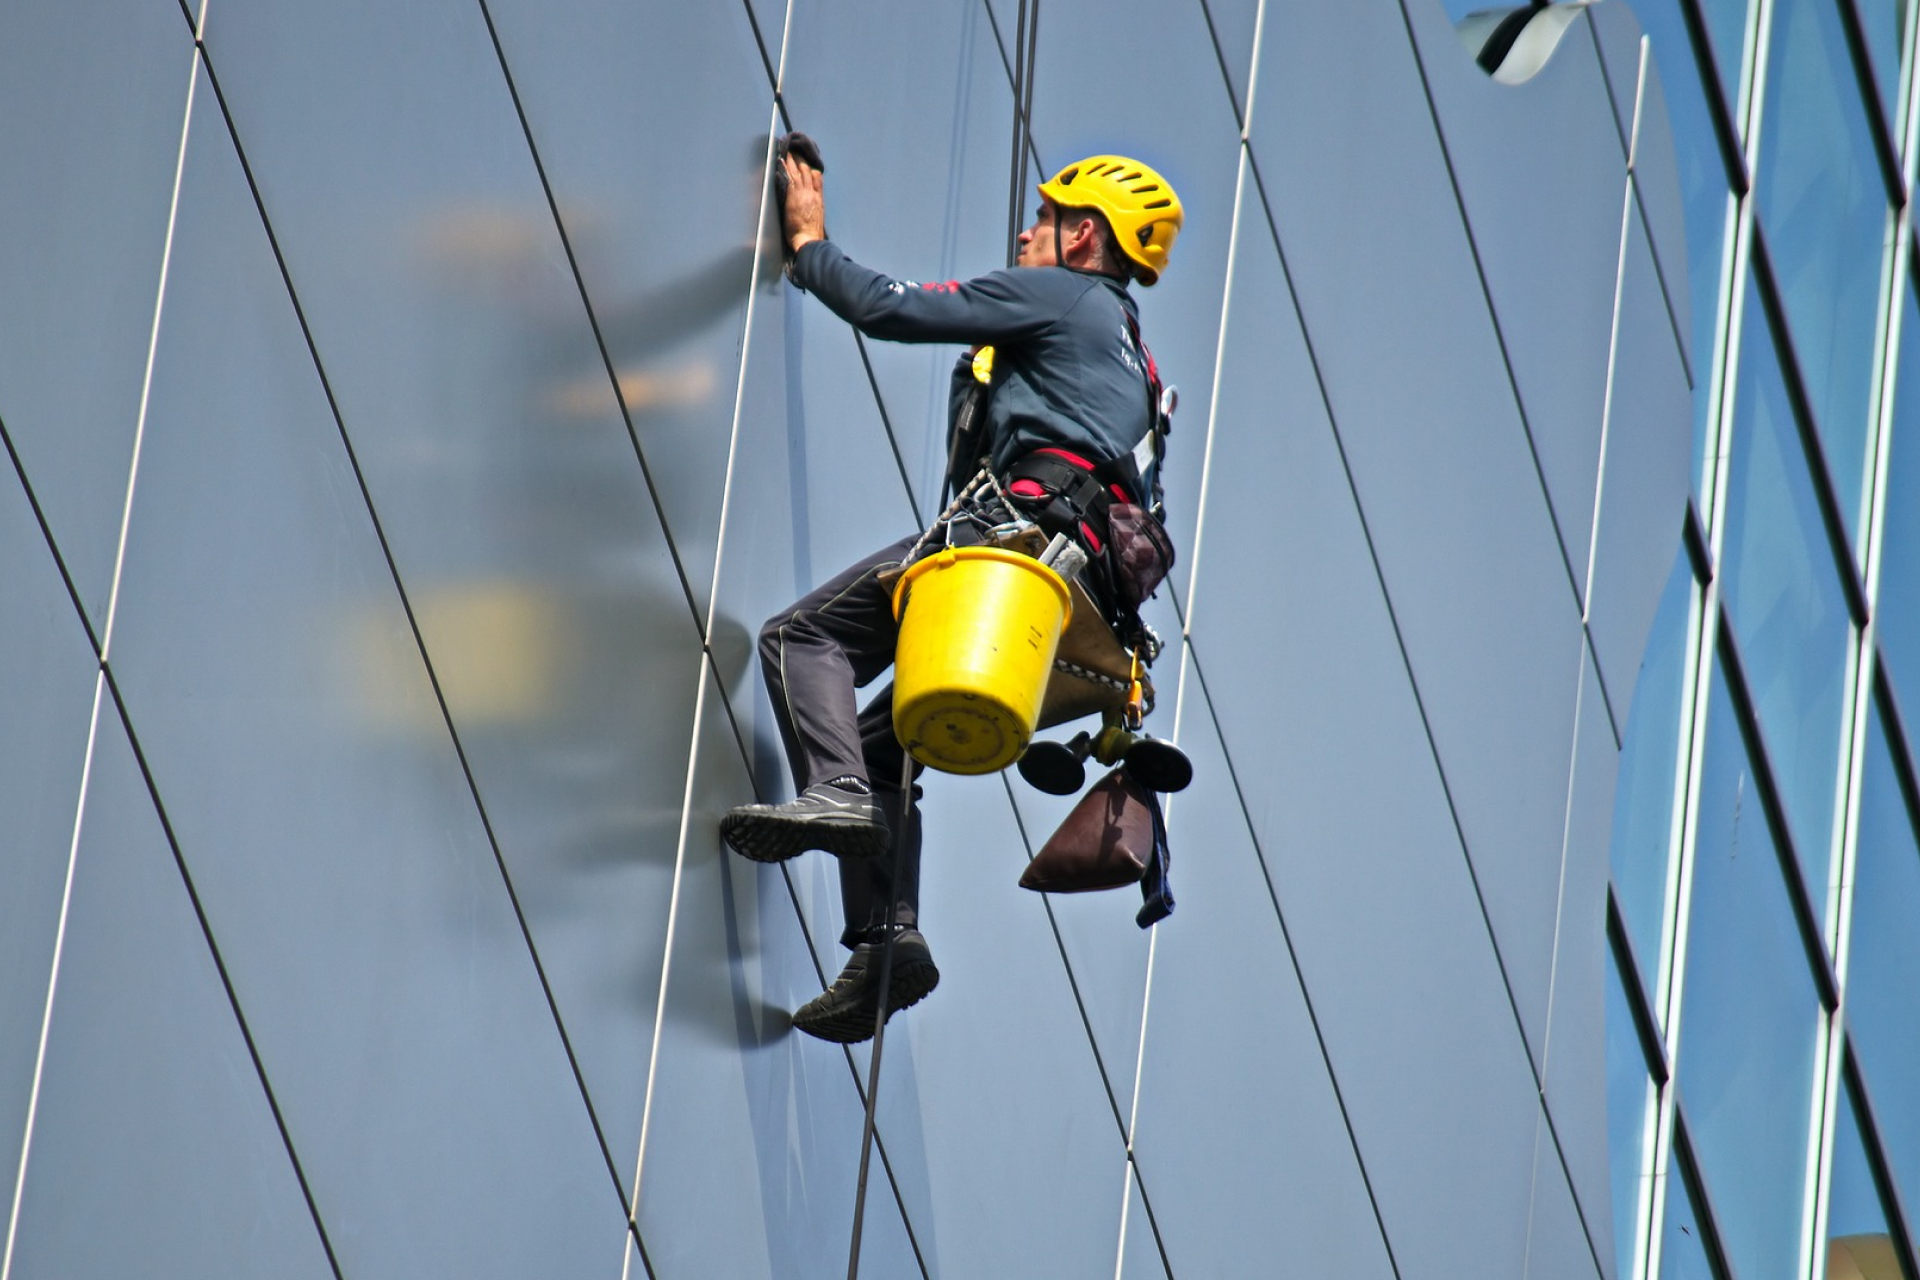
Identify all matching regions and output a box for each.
[721,136,1187,1044]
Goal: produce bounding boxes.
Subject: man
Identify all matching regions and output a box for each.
[722,143,1183,1043]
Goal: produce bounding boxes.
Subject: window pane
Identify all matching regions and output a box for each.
[1823,1072,1913,1280]
[1755,0,1894,549]
[1880,283,1920,709]
[1846,700,1920,1219]
[1852,0,1911,141]
[1610,949,1657,1280]
[1613,546,1698,978]
[1658,1145,1728,1280]
[1633,1,1738,492]
[1722,276,1854,920]
[1675,662,1822,1280]
[1699,0,1755,119]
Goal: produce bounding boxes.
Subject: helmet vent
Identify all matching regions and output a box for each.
[1143,198,1172,210]
[1059,166,1080,185]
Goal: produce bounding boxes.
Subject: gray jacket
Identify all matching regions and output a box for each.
[790,241,1154,473]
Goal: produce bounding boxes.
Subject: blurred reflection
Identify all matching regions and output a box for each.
[1446,2,1600,84]
[331,138,780,872]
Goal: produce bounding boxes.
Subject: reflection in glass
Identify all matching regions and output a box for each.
[1609,949,1656,1280]
[1880,284,1920,708]
[1846,702,1920,1217]
[1613,546,1697,978]
[1658,1145,1728,1280]
[1823,1074,1913,1280]
[1722,276,1853,919]
[1443,4,1597,83]
[1633,0,1737,485]
[1676,662,1821,1280]
[1755,0,1893,549]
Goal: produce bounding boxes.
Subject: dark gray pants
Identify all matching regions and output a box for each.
[756,524,987,948]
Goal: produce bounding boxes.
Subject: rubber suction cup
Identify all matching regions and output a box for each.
[1017,731,1092,795]
[1124,737,1193,793]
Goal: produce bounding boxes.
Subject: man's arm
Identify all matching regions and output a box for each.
[779,149,1079,345]
[791,244,1075,344]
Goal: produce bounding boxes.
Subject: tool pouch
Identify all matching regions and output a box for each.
[1105,502,1175,610]
[1020,767,1153,893]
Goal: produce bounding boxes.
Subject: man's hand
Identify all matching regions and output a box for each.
[782,153,826,256]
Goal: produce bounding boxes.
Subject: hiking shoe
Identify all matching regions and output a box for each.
[720,782,888,863]
[791,929,940,1044]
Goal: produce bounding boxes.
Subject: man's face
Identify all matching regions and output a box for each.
[1016,199,1060,268]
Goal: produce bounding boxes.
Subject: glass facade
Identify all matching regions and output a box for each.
[1609,1,1920,1278]
[4,2,1912,1279]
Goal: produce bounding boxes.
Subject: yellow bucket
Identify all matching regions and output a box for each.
[891,546,1072,775]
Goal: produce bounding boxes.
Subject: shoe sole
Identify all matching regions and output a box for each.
[791,955,941,1044]
[720,810,889,864]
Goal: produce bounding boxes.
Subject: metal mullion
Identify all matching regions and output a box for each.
[1713,611,1845,1011]
[1609,890,1674,1085]
[1648,532,1728,1280]
[1743,0,1780,157]
[1862,214,1915,603]
[1834,0,1908,203]
[1607,894,1666,1280]
[1671,1102,1749,1280]
[1743,226,1877,628]
[1838,1039,1920,1277]
[1870,665,1920,863]
[1675,0,1756,192]
[1803,998,1846,1280]
[1905,0,1920,187]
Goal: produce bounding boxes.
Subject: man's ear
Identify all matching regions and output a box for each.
[1063,215,1099,261]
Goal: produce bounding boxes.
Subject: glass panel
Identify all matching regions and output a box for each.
[7,719,336,1280]
[1609,948,1657,1280]
[1881,282,1920,707]
[1675,661,1822,1280]
[1658,1146,1729,1280]
[0,1,194,630]
[1852,0,1912,139]
[1722,275,1854,920]
[1632,0,1738,493]
[1613,546,1698,980]
[1846,700,1920,1218]
[1823,1073,1913,1280]
[1700,0,1756,121]
[1755,0,1893,549]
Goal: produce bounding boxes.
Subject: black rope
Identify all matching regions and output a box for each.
[1005,0,1030,266]
[844,750,917,1278]
[1017,0,1040,233]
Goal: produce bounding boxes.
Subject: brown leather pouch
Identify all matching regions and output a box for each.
[1019,768,1153,893]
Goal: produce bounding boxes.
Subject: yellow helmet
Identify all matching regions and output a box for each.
[1038,155,1183,285]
